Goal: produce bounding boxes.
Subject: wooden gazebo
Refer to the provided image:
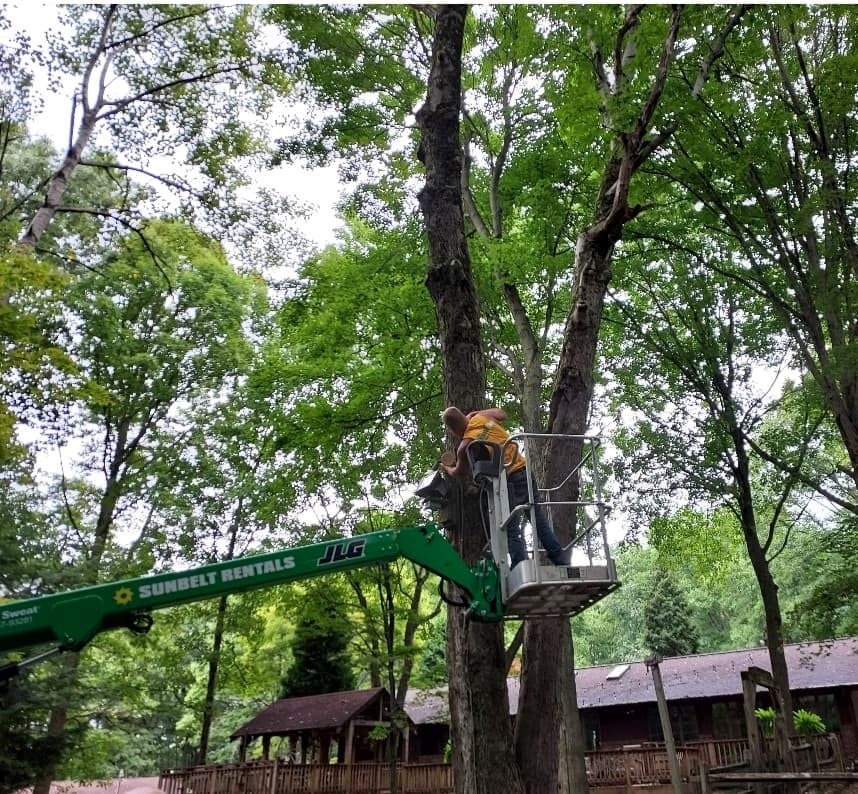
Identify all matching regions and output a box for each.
[230,687,414,764]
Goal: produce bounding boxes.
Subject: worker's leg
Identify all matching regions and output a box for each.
[504,472,528,566]
[505,515,527,567]
[531,499,566,565]
[508,469,565,565]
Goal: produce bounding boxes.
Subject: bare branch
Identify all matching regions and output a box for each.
[614,5,644,89]
[459,120,491,238]
[634,5,683,140]
[78,159,197,195]
[692,5,751,99]
[79,5,119,114]
[95,66,246,121]
[106,6,211,52]
[589,39,611,103]
[55,207,174,289]
[744,432,858,515]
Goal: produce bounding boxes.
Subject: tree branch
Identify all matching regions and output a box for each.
[692,5,751,99]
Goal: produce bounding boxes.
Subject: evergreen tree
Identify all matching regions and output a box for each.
[643,573,700,658]
[279,585,355,698]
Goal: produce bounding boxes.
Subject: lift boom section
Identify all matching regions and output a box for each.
[0,524,501,663]
[0,432,621,677]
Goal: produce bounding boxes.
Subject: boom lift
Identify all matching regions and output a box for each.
[0,524,501,680]
[0,433,618,679]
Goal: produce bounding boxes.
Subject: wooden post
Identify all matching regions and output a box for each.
[646,655,683,794]
[742,672,763,771]
[625,748,631,794]
[741,669,769,794]
[700,763,710,794]
[269,757,279,794]
[344,719,355,765]
[742,666,794,770]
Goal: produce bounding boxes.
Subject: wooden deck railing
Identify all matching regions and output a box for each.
[159,735,841,794]
[584,746,703,787]
[686,734,842,771]
[159,760,453,794]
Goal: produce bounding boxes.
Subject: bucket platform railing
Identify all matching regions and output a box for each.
[469,432,619,619]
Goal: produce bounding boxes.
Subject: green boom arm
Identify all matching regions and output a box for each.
[0,524,501,665]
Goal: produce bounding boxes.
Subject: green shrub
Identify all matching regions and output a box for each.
[754,707,777,737]
[793,709,826,736]
[754,706,826,737]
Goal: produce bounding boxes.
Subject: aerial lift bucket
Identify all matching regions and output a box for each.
[467,433,619,619]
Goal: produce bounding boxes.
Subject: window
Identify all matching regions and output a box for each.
[795,693,840,731]
[582,713,601,750]
[607,664,631,680]
[648,704,699,744]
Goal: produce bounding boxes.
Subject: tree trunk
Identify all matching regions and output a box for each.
[20,5,119,250]
[31,653,80,794]
[733,436,795,727]
[20,106,99,249]
[417,7,523,794]
[515,620,563,793]
[514,185,619,794]
[197,593,228,764]
[559,633,590,794]
[198,497,245,764]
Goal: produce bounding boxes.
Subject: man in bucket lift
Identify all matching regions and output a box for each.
[441,406,568,568]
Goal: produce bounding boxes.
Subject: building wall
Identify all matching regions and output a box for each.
[411,687,858,763]
[583,704,652,749]
[580,691,858,759]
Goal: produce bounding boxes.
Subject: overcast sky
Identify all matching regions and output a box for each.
[7,2,343,249]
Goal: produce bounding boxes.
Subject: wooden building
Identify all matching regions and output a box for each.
[405,637,858,764]
[231,687,415,764]
[223,638,857,772]
[159,640,857,793]
[571,637,858,760]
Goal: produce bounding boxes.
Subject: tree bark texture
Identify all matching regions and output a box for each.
[416,7,523,794]
[418,7,485,405]
[20,107,98,248]
[514,619,563,793]
[558,633,590,793]
[197,594,228,764]
[520,172,621,794]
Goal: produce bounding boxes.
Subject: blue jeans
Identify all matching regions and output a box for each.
[505,468,565,566]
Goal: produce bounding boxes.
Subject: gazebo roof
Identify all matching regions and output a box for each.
[231,687,387,740]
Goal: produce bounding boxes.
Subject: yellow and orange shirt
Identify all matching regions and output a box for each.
[463,415,526,474]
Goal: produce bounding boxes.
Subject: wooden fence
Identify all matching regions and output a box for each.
[584,746,702,788]
[159,735,842,794]
[159,761,453,794]
[685,734,842,771]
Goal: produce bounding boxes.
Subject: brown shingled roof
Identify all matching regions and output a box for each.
[569,637,858,709]
[231,687,387,739]
[404,637,858,723]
